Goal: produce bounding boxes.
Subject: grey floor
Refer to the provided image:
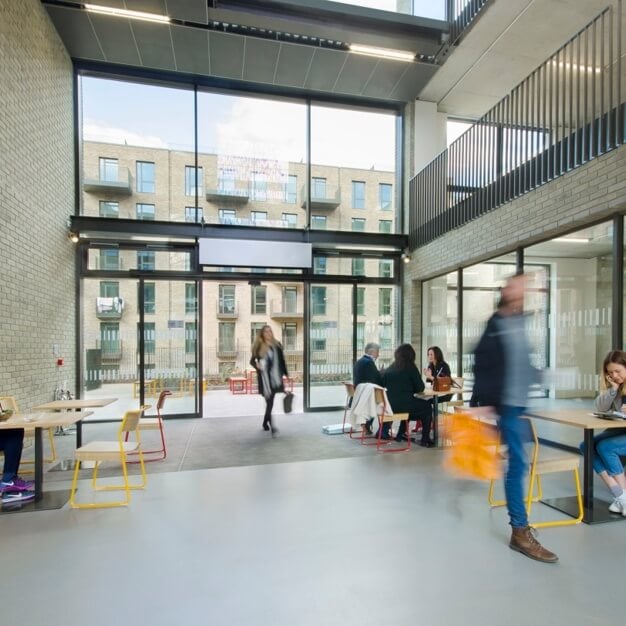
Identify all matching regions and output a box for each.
[1,412,624,626]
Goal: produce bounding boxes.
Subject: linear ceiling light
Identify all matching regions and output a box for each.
[553,237,590,243]
[84,4,170,24]
[348,43,415,62]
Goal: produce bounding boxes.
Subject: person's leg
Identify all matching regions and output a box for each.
[0,429,26,484]
[595,434,626,512]
[412,399,433,446]
[263,393,275,428]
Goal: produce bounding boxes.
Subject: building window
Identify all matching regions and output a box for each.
[251,172,267,201]
[136,203,155,220]
[185,166,203,196]
[283,323,297,350]
[352,218,366,232]
[352,181,365,209]
[136,161,155,193]
[379,288,392,315]
[185,206,204,223]
[282,213,297,228]
[311,215,326,230]
[218,322,235,352]
[185,283,197,315]
[283,287,298,313]
[139,322,156,354]
[356,287,365,316]
[137,251,155,271]
[379,323,392,349]
[379,220,393,234]
[185,321,197,354]
[218,168,236,191]
[219,285,236,315]
[311,286,326,316]
[219,209,236,225]
[100,322,120,356]
[251,322,265,346]
[356,322,365,352]
[311,322,326,351]
[379,183,392,210]
[100,281,119,298]
[251,211,268,224]
[352,258,365,276]
[99,201,119,218]
[312,177,326,199]
[143,282,155,314]
[286,175,297,203]
[314,257,327,275]
[379,260,392,278]
[99,157,118,182]
[251,285,267,314]
[99,249,119,270]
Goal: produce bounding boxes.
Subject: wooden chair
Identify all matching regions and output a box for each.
[488,416,583,528]
[341,382,371,439]
[440,377,465,446]
[69,406,149,509]
[369,389,410,453]
[125,391,169,462]
[0,396,57,465]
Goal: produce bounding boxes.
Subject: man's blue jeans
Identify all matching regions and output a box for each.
[580,428,626,476]
[498,406,532,529]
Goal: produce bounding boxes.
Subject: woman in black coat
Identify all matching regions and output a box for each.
[422,345,453,403]
[250,325,288,434]
[383,344,434,447]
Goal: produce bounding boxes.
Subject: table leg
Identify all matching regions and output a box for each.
[582,428,594,510]
[76,418,82,448]
[432,397,439,447]
[34,427,43,501]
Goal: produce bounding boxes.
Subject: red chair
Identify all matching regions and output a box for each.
[125,390,170,462]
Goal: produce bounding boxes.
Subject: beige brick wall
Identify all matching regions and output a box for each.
[0,0,74,408]
[404,143,626,345]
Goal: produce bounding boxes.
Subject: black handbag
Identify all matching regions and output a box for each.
[283,392,294,413]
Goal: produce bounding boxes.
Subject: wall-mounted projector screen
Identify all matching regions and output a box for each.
[199,238,312,269]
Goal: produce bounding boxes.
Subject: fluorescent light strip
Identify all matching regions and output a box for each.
[85,4,170,24]
[348,43,415,63]
[553,237,589,244]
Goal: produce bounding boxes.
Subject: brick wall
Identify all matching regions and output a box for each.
[0,0,74,408]
[404,142,626,345]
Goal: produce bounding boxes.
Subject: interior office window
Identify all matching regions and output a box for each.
[185,206,204,223]
[352,181,365,209]
[282,322,297,350]
[99,157,118,182]
[356,287,365,315]
[99,249,119,270]
[185,166,203,196]
[218,322,235,352]
[251,322,265,345]
[379,260,392,278]
[312,177,327,199]
[352,218,366,232]
[352,258,365,276]
[356,322,365,352]
[138,322,156,354]
[311,286,326,315]
[314,257,327,275]
[219,285,236,314]
[283,287,298,313]
[137,251,155,271]
[185,283,197,315]
[100,281,119,298]
[185,321,197,354]
[218,168,236,191]
[311,322,326,350]
[379,288,392,315]
[378,323,392,349]
[143,282,155,314]
[100,322,120,356]
[219,209,236,225]
[251,211,268,224]
[311,215,326,230]
[379,219,393,234]
[282,213,297,228]
[251,172,267,201]
[99,201,119,218]
[136,203,155,220]
[286,175,297,203]
[251,285,267,314]
[136,161,155,193]
[379,183,392,210]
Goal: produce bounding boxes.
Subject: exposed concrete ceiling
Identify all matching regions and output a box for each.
[422,0,625,119]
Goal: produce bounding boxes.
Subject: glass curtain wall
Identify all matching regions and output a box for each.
[327,0,446,19]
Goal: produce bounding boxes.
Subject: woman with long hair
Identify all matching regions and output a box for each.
[250,325,288,435]
[422,345,453,403]
[580,350,626,515]
[382,343,434,447]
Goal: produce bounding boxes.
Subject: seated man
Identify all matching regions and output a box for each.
[0,429,34,504]
[353,342,383,434]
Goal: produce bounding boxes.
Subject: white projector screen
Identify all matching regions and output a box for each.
[199,238,312,269]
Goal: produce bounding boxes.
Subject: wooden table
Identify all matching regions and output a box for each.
[0,411,92,510]
[528,408,626,524]
[417,388,468,447]
[32,398,117,447]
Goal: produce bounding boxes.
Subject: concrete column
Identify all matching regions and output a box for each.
[413,100,447,176]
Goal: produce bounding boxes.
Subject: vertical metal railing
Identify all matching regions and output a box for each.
[410,5,623,249]
[447,0,491,44]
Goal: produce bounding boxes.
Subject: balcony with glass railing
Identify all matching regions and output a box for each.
[96,339,122,360]
[216,302,238,319]
[300,185,341,210]
[84,167,132,195]
[206,181,250,203]
[95,296,124,320]
[270,299,303,319]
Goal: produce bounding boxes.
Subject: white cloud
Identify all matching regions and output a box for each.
[83,119,169,149]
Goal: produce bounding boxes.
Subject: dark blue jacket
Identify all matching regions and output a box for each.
[472,313,506,407]
[353,355,383,387]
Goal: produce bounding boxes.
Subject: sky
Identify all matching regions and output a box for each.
[330,0,446,20]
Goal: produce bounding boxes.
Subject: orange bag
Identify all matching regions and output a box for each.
[444,411,502,481]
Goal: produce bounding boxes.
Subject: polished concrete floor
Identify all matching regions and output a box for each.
[0,440,623,626]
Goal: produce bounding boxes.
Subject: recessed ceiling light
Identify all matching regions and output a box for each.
[348,43,415,62]
[84,4,170,24]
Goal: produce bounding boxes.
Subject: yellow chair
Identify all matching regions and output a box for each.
[69,406,149,509]
[439,377,465,446]
[0,396,57,465]
[488,416,583,528]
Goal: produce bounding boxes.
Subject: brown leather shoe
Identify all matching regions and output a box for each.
[509,526,558,563]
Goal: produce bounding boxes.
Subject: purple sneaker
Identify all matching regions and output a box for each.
[0,477,34,492]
